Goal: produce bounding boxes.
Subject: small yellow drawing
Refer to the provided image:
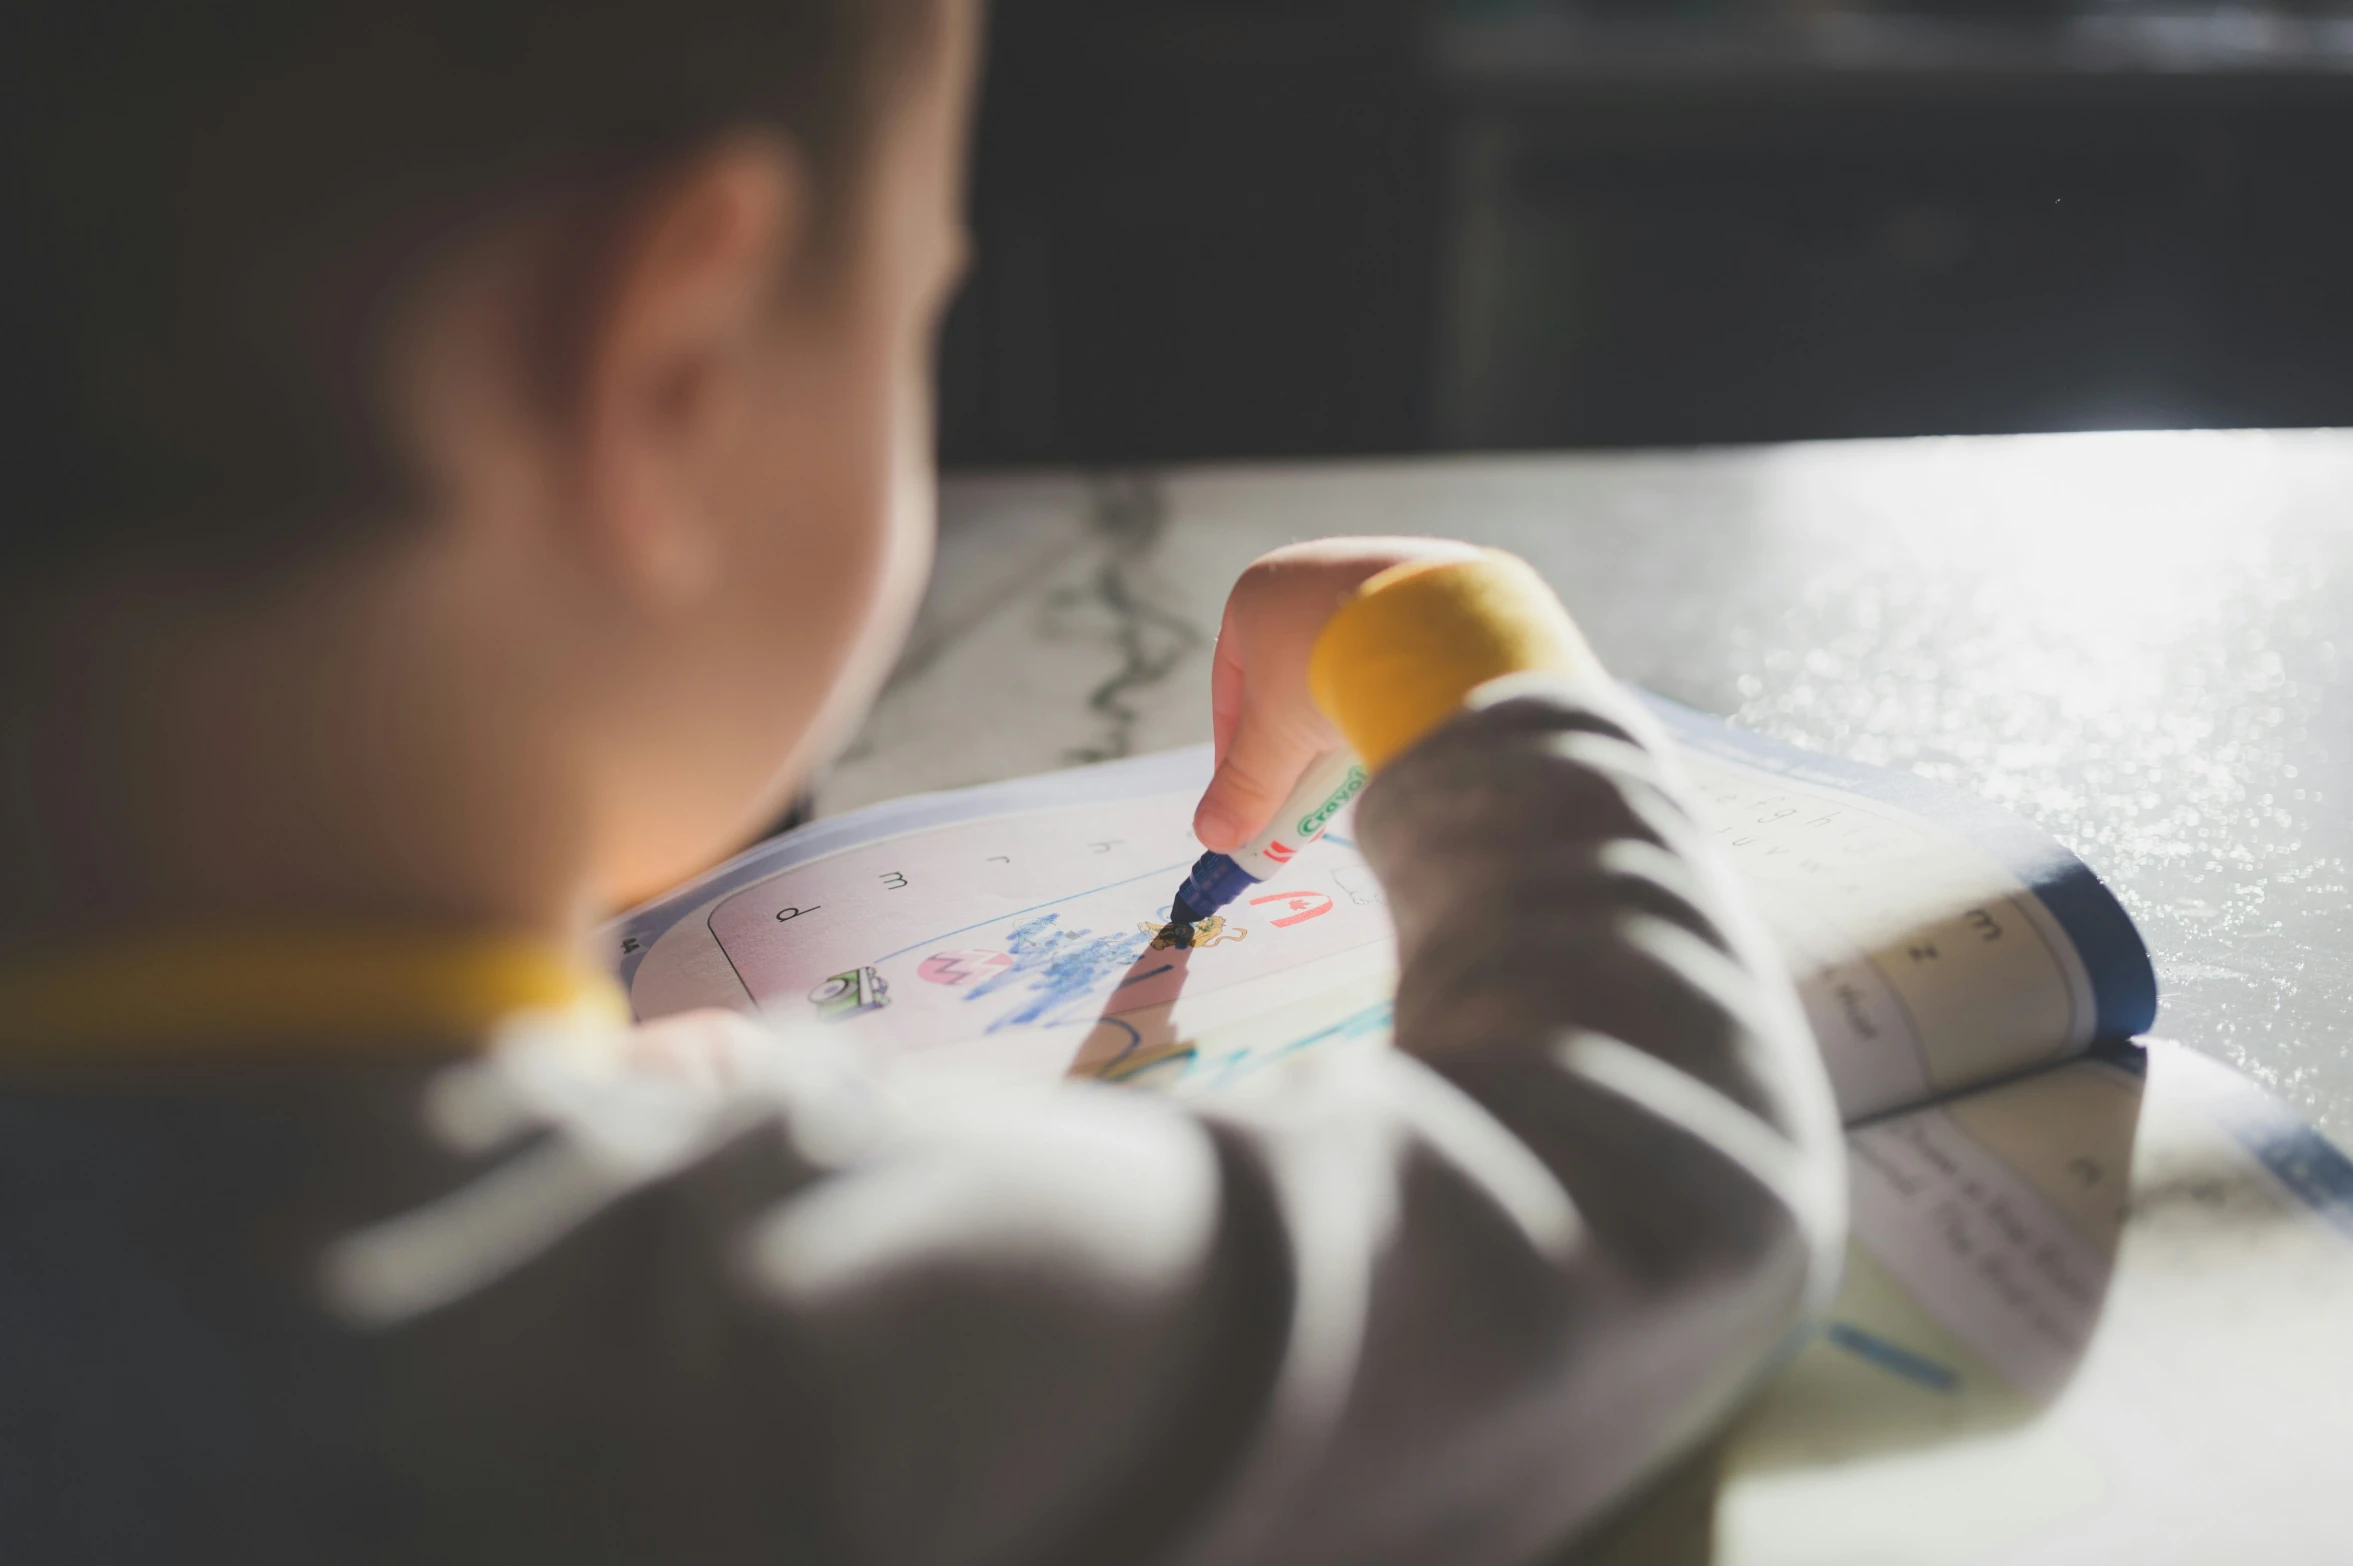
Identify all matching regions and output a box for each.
[1142,915,1248,951]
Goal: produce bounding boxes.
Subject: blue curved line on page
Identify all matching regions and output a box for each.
[607,747,1215,991]
[867,863,1186,968]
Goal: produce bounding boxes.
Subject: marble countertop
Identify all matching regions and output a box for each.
[823,431,2353,1140]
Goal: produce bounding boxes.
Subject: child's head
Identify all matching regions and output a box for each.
[1,0,976,932]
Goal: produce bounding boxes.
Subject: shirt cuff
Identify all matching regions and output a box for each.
[1306,550,1604,770]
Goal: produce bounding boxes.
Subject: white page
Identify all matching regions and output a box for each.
[606,695,2153,1120]
[1720,1039,2353,1564]
[1675,743,2094,1115]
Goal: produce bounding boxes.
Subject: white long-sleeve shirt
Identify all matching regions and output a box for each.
[0,674,1843,1564]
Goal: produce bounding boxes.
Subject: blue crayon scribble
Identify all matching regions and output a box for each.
[1190,999,1393,1091]
[1825,1322,1957,1392]
[964,914,1151,1031]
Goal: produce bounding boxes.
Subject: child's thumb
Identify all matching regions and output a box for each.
[1193,708,1318,854]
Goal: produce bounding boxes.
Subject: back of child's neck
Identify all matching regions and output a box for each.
[0,556,591,960]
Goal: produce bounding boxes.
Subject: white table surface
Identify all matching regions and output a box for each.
[822,431,2353,1142]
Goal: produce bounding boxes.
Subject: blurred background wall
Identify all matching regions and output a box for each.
[936,0,2353,465]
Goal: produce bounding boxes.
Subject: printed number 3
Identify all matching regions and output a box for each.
[880,871,909,890]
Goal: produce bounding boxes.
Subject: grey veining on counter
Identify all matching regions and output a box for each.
[822,431,2353,1140]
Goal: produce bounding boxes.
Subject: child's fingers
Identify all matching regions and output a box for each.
[1209,628,1245,770]
[1193,703,1320,854]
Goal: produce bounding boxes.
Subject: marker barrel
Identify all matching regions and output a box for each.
[1173,751,1368,920]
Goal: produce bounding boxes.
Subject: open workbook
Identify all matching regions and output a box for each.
[605,695,2353,1563]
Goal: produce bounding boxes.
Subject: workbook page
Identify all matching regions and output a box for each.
[614,749,1397,1100]
[1671,741,2095,1117]
[1719,1039,2353,1565]
[1648,696,2153,1117]
[698,791,1395,1094]
[607,695,2152,1119]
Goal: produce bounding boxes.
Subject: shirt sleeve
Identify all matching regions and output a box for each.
[314,685,1842,1566]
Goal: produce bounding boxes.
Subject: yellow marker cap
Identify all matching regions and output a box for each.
[1307,550,1598,770]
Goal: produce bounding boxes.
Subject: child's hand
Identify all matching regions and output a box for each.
[1194,537,1489,853]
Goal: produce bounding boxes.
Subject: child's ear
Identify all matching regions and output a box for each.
[574,135,810,609]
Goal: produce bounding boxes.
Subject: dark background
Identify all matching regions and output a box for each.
[937,0,2353,465]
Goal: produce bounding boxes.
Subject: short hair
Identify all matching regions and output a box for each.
[0,0,932,590]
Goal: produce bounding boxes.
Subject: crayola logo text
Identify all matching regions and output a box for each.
[1294,765,1370,840]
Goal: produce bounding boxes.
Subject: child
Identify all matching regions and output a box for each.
[0,1,1841,1560]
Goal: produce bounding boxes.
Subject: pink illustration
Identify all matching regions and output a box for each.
[918,948,1016,986]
